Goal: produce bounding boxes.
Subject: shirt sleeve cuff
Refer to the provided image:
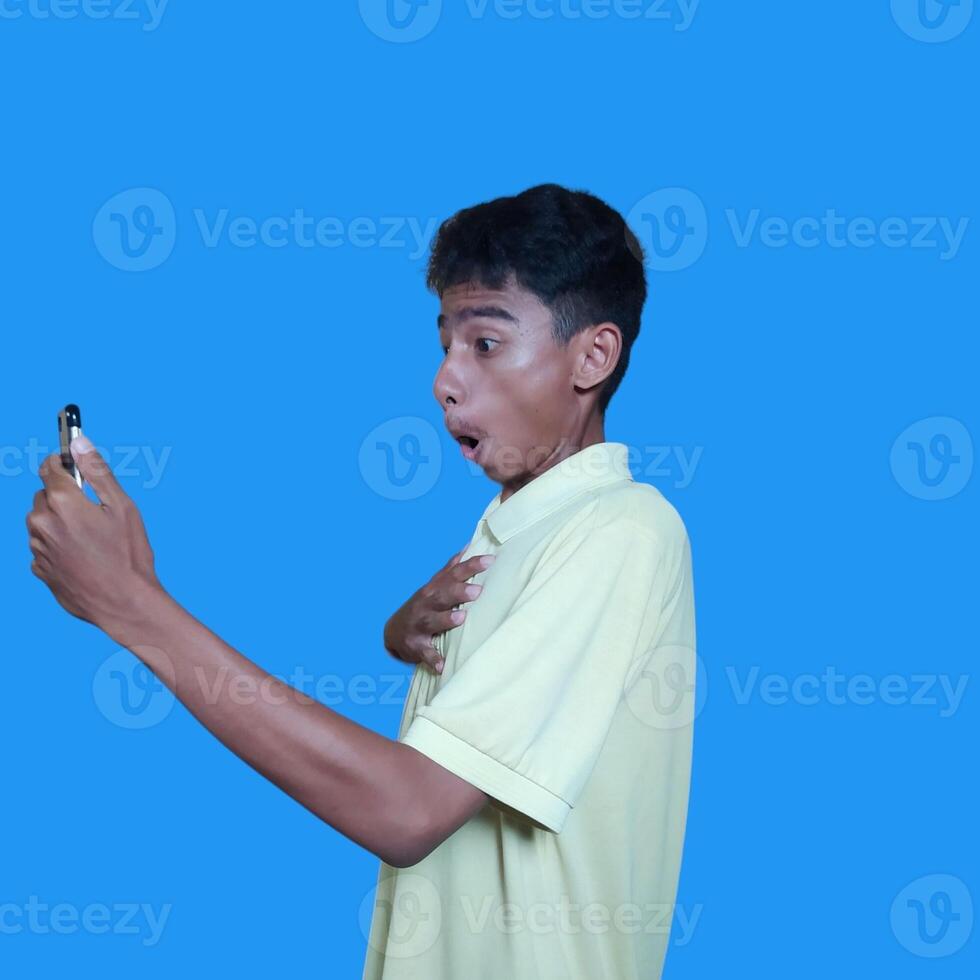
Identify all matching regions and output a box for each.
[400,714,571,834]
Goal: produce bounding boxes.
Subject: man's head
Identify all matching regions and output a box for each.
[428,183,647,497]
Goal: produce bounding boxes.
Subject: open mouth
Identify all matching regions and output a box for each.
[458,435,481,461]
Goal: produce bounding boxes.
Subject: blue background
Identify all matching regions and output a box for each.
[1,1,976,976]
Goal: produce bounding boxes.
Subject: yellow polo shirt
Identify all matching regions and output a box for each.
[361,441,696,980]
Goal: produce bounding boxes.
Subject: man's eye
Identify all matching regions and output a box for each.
[441,339,497,355]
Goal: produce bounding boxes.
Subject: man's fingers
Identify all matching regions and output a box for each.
[69,436,126,507]
[406,550,491,674]
[440,608,466,631]
[450,554,495,582]
[420,605,466,635]
[428,554,492,610]
[38,452,80,495]
[26,494,51,534]
[419,638,444,674]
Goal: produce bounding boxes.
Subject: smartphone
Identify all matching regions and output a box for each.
[58,403,84,489]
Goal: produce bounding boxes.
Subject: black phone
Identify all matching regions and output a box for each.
[58,403,84,489]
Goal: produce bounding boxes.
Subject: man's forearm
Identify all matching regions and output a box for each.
[100,583,430,868]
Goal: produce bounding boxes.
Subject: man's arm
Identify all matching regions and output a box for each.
[103,585,490,868]
[27,443,489,870]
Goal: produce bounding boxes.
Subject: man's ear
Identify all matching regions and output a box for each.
[573,322,622,394]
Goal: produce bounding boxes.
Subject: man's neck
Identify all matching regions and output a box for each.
[498,425,607,504]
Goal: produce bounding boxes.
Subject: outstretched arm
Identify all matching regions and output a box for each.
[26,439,489,869]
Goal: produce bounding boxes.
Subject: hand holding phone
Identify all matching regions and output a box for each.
[57,403,84,490]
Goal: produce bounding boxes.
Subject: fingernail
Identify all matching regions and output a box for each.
[481,555,496,566]
[71,435,94,455]
[434,659,444,673]
[451,609,465,623]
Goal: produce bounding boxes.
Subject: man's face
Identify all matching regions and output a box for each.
[433,275,586,488]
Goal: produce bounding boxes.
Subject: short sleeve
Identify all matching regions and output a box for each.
[399,515,677,833]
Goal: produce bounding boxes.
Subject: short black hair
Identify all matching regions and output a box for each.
[426,183,647,416]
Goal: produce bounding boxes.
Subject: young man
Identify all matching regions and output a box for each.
[26,183,696,979]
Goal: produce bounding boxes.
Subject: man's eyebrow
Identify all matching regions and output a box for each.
[437,305,520,330]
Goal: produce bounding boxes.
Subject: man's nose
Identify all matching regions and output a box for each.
[433,351,465,406]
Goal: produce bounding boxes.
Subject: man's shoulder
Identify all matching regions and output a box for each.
[595,478,689,550]
[535,478,689,578]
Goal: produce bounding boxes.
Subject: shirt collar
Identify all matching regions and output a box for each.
[479,441,633,545]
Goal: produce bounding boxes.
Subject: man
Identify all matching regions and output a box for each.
[27,183,696,979]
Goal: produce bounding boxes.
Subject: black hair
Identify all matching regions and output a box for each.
[426,183,647,416]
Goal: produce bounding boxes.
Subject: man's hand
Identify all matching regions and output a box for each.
[24,437,491,868]
[384,549,495,673]
[26,435,163,631]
